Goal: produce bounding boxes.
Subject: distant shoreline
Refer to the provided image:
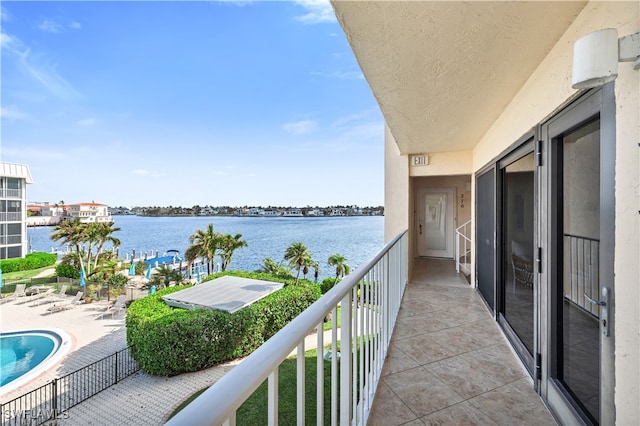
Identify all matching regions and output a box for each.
[27,213,383,227]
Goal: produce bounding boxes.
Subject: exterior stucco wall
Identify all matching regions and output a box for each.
[384,123,409,244]
[409,151,473,177]
[470,2,639,423]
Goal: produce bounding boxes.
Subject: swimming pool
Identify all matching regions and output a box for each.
[0,329,72,395]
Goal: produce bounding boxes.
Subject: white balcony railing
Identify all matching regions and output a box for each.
[455,220,471,275]
[167,230,408,426]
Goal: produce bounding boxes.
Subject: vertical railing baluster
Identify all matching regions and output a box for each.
[331,305,338,426]
[268,370,278,426]
[297,341,305,425]
[316,323,324,426]
[340,291,352,425]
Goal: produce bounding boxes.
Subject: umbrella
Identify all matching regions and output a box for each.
[129,261,135,276]
[79,269,86,288]
[196,264,201,284]
[146,264,152,280]
[0,268,3,289]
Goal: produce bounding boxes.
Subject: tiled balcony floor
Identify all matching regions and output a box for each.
[368,258,556,425]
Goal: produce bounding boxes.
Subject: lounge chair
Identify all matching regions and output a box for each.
[95,295,127,319]
[55,285,69,300]
[30,288,56,306]
[6,284,27,302]
[45,291,84,314]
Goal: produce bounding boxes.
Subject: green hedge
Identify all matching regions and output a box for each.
[126,273,321,376]
[55,263,80,279]
[0,252,57,273]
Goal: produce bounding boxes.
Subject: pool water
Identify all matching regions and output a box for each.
[0,333,58,387]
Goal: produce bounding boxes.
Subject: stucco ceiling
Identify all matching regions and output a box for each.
[332,1,587,154]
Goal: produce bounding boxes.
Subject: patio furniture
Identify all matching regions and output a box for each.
[7,284,27,302]
[26,285,53,296]
[30,288,56,306]
[95,295,127,319]
[45,291,84,314]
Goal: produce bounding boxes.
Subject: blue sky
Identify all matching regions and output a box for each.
[0,1,383,208]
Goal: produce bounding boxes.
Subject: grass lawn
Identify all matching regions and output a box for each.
[2,265,56,280]
[2,265,55,280]
[168,348,339,425]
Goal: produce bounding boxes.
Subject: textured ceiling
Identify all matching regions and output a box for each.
[332,1,587,154]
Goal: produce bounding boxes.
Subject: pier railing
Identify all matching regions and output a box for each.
[0,346,139,426]
[166,230,408,426]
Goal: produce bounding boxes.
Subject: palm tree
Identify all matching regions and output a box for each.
[187,224,218,274]
[328,254,351,282]
[259,257,280,274]
[218,233,247,271]
[284,242,311,285]
[92,222,122,272]
[51,218,88,274]
[301,256,318,281]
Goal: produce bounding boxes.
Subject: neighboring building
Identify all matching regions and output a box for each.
[282,208,303,217]
[334,1,638,424]
[67,202,112,223]
[0,162,33,259]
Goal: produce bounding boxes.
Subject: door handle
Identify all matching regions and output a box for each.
[584,286,611,337]
[419,224,422,235]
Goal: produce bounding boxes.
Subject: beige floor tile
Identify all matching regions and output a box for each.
[367,380,419,426]
[420,401,498,426]
[383,367,465,418]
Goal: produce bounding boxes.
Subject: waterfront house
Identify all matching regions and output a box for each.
[283,208,303,217]
[67,202,112,223]
[169,2,638,424]
[0,162,33,259]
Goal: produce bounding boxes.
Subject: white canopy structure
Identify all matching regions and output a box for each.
[162,276,283,314]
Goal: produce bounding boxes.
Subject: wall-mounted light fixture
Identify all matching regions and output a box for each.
[572,28,640,89]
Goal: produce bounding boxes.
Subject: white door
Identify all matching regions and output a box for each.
[417,188,455,258]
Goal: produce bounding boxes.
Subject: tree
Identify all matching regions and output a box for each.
[284,242,311,285]
[301,256,318,281]
[328,254,351,282]
[152,265,183,288]
[51,219,122,277]
[51,218,88,274]
[91,222,122,271]
[218,233,247,271]
[187,224,218,274]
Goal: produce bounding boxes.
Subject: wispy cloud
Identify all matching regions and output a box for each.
[1,6,13,22]
[69,22,81,30]
[293,0,336,24]
[1,32,81,99]
[0,106,29,120]
[38,19,64,34]
[282,119,318,135]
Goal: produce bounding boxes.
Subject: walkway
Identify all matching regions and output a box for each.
[367,258,555,425]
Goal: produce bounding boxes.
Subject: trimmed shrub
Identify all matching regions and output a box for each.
[126,273,321,376]
[0,252,57,273]
[55,263,80,279]
[320,277,338,294]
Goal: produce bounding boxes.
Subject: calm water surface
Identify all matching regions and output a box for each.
[27,216,384,280]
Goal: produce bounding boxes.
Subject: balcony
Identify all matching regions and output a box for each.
[168,232,554,425]
[367,257,553,425]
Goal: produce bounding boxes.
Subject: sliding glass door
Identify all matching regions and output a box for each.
[497,141,536,374]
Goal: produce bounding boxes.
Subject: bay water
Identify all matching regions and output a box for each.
[26,215,384,280]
